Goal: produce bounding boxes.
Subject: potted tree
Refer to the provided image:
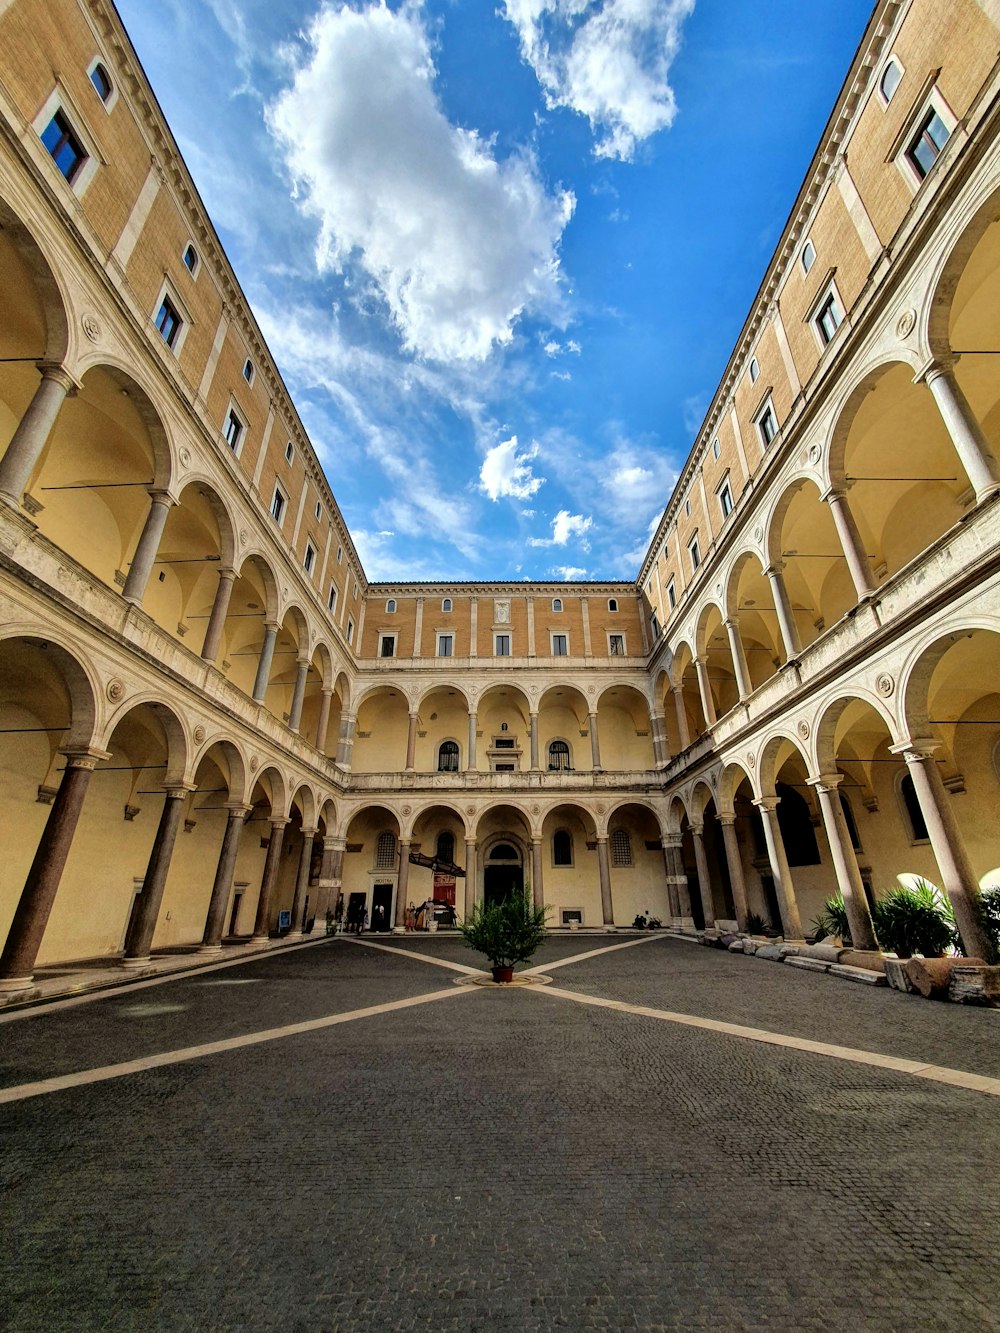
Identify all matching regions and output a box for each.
[458,889,549,982]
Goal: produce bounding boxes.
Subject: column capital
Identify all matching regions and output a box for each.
[398,836,412,848]
[147,487,176,508]
[163,782,196,798]
[723,615,741,630]
[595,834,608,844]
[321,685,334,697]
[269,816,290,829]
[60,746,112,771]
[819,484,846,505]
[295,653,310,667]
[752,795,780,813]
[300,826,318,838]
[530,833,542,846]
[663,834,682,850]
[217,566,238,582]
[762,561,785,578]
[326,835,345,852]
[37,361,80,395]
[717,812,737,827]
[890,738,940,762]
[689,819,705,837]
[807,772,843,793]
[913,355,955,386]
[225,802,252,817]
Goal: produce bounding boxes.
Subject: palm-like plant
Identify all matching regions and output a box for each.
[458,889,549,978]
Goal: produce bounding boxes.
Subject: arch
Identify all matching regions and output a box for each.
[757,729,812,797]
[233,549,281,622]
[288,782,318,828]
[603,795,666,838]
[665,792,689,836]
[689,779,716,822]
[99,695,189,786]
[696,599,739,719]
[718,759,757,812]
[174,476,239,567]
[405,799,470,841]
[900,621,1000,739]
[926,179,1000,361]
[766,475,858,649]
[189,734,249,806]
[414,680,472,713]
[252,765,288,823]
[814,691,901,776]
[0,629,99,749]
[725,550,784,687]
[69,359,175,491]
[0,198,71,366]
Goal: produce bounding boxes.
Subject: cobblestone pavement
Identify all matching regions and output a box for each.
[2,934,999,1330]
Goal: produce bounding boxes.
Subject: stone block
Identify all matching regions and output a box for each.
[902,956,985,1000]
[883,958,913,992]
[948,964,1000,1007]
[796,944,843,964]
[777,944,801,959]
[828,963,887,986]
[727,940,745,952]
[785,956,830,973]
[837,950,886,973]
[754,945,784,961]
[742,939,758,955]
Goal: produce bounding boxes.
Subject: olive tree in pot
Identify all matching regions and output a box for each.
[458,889,549,982]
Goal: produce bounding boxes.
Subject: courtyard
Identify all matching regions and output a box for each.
[2,934,999,1330]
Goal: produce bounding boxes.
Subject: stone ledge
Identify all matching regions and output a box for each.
[829,963,887,986]
[784,956,831,974]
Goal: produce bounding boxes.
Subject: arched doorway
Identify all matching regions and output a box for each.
[483,839,523,907]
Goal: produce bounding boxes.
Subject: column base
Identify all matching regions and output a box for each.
[0,974,34,993]
[392,926,405,935]
[284,929,305,941]
[120,956,150,970]
[197,944,224,956]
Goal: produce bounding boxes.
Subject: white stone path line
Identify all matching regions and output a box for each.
[533,985,1000,1099]
[0,985,468,1106]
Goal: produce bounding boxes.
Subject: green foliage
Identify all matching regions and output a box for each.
[872,882,956,959]
[745,911,770,935]
[458,890,550,969]
[979,885,1000,956]
[812,895,852,946]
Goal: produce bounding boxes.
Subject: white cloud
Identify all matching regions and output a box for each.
[528,508,593,547]
[552,564,588,580]
[267,3,574,362]
[502,0,695,160]
[543,339,562,357]
[480,436,545,501]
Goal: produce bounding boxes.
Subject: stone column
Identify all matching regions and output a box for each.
[822,488,876,600]
[690,821,715,929]
[466,711,478,772]
[596,836,614,927]
[588,711,602,771]
[809,775,878,950]
[287,827,316,937]
[200,567,237,663]
[660,838,680,918]
[252,817,288,940]
[315,835,343,928]
[314,688,334,752]
[122,490,175,605]
[464,837,477,918]
[405,712,418,771]
[897,743,995,961]
[287,657,310,733]
[666,837,693,922]
[394,840,411,931]
[0,363,76,511]
[200,805,248,953]
[694,657,717,727]
[123,787,189,964]
[672,685,691,750]
[529,712,540,771]
[764,564,802,660]
[0,750,100,990]
[718,815,750,931]
[252,623,279,703]
[753,796,803,939]
[922,361,1000,502]
[335,714,356,770]
[724,618,753,700]
[531,836,544,914]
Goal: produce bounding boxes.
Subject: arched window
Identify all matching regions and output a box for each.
[375,831,397,868]
[552,598,563,612]
[900,774,929,842]
[553,829,573,866]
[775,782,821,865]
[800,239,815,274]
[491,843,518,860]
[608,598,618,612]
[436,830,455,863]
[183,243,199,274]
[90,62,113,103]
[547,739,571,771]
[438,740,459,772]
[610,828,632,866]
[442,598,452,612]
[880,58,902,104]
[385,599,396,614]
[749,357,759,383]
[242,357,254,384]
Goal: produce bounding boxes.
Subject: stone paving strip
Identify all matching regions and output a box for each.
[4,934,1000,1107]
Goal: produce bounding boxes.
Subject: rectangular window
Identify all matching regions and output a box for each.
[712,438,721,460]
[815,291,842,345]
[284,441,294,464]
[718,481,734,518]
[609,634,625,656]
[223,407,243,451]
[552,633,568,656]
[327,585,338,613]
[907,107,950,179]
[41,110,87,183]
[757,402,778,446]
[689,537,701,572]
[495,634,511,656]
[270,487,286,524]
[303,542,316,575]
[379,633,396,658]
[437,633,454,657]
[667,579,676,609]
[155,296,182,349]
[336,546,343,563]
[347,618,354,644]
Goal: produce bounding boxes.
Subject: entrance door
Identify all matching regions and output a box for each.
[347,891,367,931]
[484,865,523,907]
[371,883,393,932]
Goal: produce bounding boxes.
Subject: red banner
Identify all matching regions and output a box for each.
[433,872,456,905]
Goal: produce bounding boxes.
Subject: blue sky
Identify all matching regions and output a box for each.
[115,0,875,582]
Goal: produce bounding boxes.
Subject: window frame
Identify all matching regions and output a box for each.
[688,534,701,573]
[754,396,779,448]
[608,632,626,657]
[717,476,734,519]
[86,58,117,111]
[441,598,452,613]
[151,279,191,358]
[242,357,255,386]
[893,87,957,190]
[547,739,572,772]
[667,579,676,610]
[551,631,569,657]
[437,740,460,773]
[878,56,903,107]
[712,438,721,461]
[800,238,816,274]
[270,483,287,527]
[182,242,200,277]
[385,599,397,614]
[222,398,246,454]
[610,828,633,867]
[378,632,397,659]
[34,89,101,196]
[810,279,845,349]
[436,631,455,658]
[494,633,511,657]
[608,597,618,613]
[346,618,355,645]
[551,597,563,613]
[552,828,574,867]
[327,584,338,614]
[748,356,759,384]
[284,441,294,465]
[303,541,316,576]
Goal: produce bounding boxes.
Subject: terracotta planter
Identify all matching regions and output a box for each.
[491,965,514,983]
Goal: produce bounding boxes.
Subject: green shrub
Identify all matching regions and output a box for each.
[871,883,956,958]
[745,911,770,935]
[458,890,549,969]
[812,895,852,946]
[979,885,1000,957]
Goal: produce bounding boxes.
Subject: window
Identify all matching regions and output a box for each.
[689,536,701,572]
[182,243,199,275]
[346,618,354,644]
[756,399,778,447]
[879,58,902,105]
[354,582,359,599]
[379,633,396,658]
[552,598,563,612]
[608,598,618,612]
[684,498,691,518]
[442,598,452,612]
[610,828,632,866]
[495,633,511,656]
[315,501,322,520]
[749,357,759,384]
[801,239,816,274]
[155,295,182,349]
[375,831,396,869]
[89,62,114,104]
[907,105,950,180]
[438,741,459,773]
[548,740,571,771]
[712,438,721,461]
[303,542,316,575]
[284,441,294,465]
[718,479,734,518]
[385,599,396,614]
[814,289,843,346]
[223,405,244,451]
[436,831,455,862]
[667,579,676,610]
[437,633,454,657]
[270,486,286,524]
[609,633,625,656]
[551,633,568,656]
[327,585,338,613]
[651,612,660,638]
[336,546,343,564]
[242,358,254,385]
[41,109,88,183]
[553,829,573,866]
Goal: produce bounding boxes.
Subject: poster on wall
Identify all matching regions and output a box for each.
[433,872,456,905]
